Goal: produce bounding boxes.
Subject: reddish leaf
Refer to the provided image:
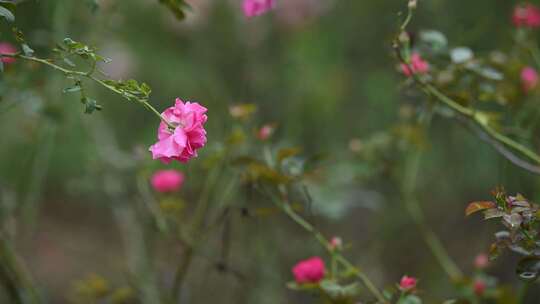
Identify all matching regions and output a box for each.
[465,201,496,216]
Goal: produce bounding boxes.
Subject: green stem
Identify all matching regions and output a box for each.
[0,236,40,304]
[1,53,174,129]
[400,112,463,281]
[518,281,530,303]
[272,194,388,304]
[394,4,540,170]
[171,164,224,302]
[171,246,194,303]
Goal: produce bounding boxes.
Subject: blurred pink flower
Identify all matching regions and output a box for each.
[329,236,342,250]
[243,0,275,17]
[521,66,538,92]
[474,253,489,269]
[400,53,429,77]
[149,98,208,164]
[151,170,185,193]
[399,275,417,292]
[0,42,17,64]
[513,4,540,28]
[292,257,326,284]
[257,124,274,140]
[473,279,486,296]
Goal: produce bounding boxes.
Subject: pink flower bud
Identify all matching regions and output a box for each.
[399,275,417,292]
[400,53,429,77]
[473,279,486,296]
[513,4,540,28]
[292,257,326,284]
[329,236,342,250]
[474,253,489,269]
[243,0,275,18]
[257,124,274,140]
[0,42,17,64]
[150,170,185,193]
[521,66,538,92]
[149,98,208,164]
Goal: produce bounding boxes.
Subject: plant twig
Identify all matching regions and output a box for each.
[0,236,41,304]
[264,188,388,304]
[1,53,174,129]
[393,4,540,175]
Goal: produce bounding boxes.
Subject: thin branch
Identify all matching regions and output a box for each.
[393,5,540,173]
[464,119,540,175]
[1,53,174,129]
[261,187,388,304]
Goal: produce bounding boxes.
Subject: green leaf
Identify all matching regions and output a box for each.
[277,147,302,164]
[81,97,102,114]
[516,256,540,282]
[483,208,504,220]
[418,30,447,52]
[21,43,34,56]
[86,0,99,13]
[319,280,360,300]
[397,294,422,304]
[63,57,76,67]
[0,5,14,22]
[63,86,82,94]
[286,281,318,291]
[158,0,191,20]
[450,47,473,64]
[465,201,495,216]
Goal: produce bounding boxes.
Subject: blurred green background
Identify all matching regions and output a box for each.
[0,0,539,303]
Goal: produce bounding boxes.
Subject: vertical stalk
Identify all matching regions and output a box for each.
[518,281,530,304]
[400,111,463,281]
[0,236,40,303]
[171,163,224,302]
[271,193,388,303]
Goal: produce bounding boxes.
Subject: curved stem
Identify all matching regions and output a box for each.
[518,281,530,303]
[401,128,463,281]
[171,163,225,302]
[270,192,388,304]
[1,53,174,129]
[0,236,40,304]
[393,5,540,173]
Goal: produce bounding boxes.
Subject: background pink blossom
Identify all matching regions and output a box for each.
[151,170,185,193]
[0,42,17,64]
[400,53,429,77]
[243,0,275,18]
[292,256,326,284]
[521,66,538,92]
[512,4,540,28]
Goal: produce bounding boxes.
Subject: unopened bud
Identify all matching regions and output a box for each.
[329,237,343,250]
[408,0,417,9]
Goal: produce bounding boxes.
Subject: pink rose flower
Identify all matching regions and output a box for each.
[0,42,17,64]
[400,53,429,77]
[151,170,185,193]
[243,0,275,18]
[473,279,486,296]
[521,66,538,92]
[292,256,326,284]
[399,275,417,292]
[474,253,489,269]
[513,4,540,28]
[149,98,208,164]
[257,124,274,140]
